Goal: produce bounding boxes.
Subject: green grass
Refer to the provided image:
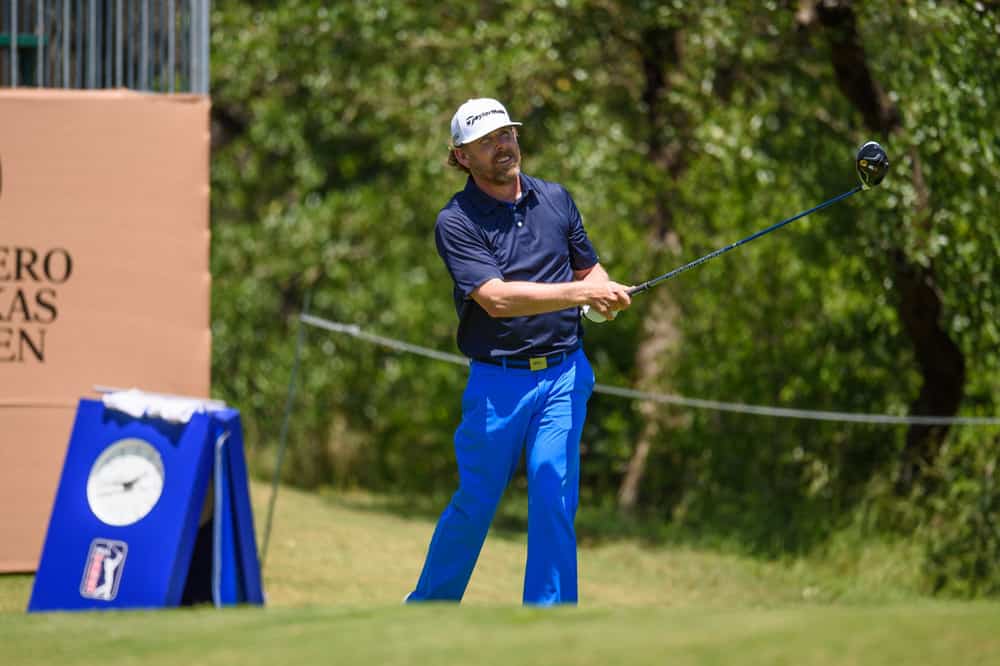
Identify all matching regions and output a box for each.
[2,482,998,665]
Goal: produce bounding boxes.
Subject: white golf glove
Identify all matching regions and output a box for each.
[581,305,617,323]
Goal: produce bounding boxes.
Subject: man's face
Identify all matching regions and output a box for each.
[457,126,521,185]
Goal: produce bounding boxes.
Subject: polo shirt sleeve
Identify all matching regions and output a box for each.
[435,212,504,299]
[564,187,599,271]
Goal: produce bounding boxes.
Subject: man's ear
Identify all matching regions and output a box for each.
[453,148,471,169]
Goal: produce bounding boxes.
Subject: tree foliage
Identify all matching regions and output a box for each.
[209,0,1000,594]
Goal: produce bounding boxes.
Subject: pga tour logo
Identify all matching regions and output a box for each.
[79,539,128,601]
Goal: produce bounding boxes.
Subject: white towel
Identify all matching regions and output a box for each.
[100,388,227,424]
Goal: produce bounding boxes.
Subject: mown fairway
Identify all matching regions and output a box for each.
[1,482,998,665]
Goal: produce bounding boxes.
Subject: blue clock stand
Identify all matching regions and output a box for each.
[28,398,265,612]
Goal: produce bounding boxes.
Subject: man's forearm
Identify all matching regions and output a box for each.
[473,279,589,318]
[576,262,610,283]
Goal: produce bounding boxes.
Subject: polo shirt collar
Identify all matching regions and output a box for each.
[464,174,535,213]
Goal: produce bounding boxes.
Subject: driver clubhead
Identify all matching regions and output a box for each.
[856,141,889,189]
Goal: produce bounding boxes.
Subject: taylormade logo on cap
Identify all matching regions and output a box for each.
[450,98,522,146]
[465,108,506,127]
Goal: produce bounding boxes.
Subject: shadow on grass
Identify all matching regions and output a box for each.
[316,486,733,552]
[312,480,875,567]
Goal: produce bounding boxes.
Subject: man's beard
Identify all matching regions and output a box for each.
[480,149,521,184]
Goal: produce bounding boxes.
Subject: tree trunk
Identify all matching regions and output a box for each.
[617,25,688,512]
[805,0,966,492]
[891,246,966,489]
[618,287,684,509]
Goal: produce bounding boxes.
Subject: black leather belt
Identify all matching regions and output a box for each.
[473,343,580,371]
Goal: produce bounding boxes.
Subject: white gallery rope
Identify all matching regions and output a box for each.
[300,313,1000,426]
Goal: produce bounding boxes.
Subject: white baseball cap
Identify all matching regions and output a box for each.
[450,98,522,147]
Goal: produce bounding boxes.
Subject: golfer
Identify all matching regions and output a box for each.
[405,98,632,605]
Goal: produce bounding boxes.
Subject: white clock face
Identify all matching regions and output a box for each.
[86,438,165,526]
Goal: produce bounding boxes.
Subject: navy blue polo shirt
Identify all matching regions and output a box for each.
[434,173,599,360]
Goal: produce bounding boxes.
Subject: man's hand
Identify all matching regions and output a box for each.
[584,281,632,320]
[575,263,632,322]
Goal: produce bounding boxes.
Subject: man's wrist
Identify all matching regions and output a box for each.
[568,281,588,306]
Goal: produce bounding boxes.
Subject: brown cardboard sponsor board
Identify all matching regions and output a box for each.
[0,89,211,572]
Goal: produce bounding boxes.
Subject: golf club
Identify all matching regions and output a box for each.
[584,140,889,322]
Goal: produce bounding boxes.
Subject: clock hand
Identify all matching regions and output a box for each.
[97,471,149,491]
[96,481,152,497]
[122,472,148,491]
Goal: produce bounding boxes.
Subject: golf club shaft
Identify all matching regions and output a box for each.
[628,185,863,295]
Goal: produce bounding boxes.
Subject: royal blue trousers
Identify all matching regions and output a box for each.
[407,348,595,605]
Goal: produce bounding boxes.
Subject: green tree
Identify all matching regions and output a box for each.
[208,0,1000,593]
